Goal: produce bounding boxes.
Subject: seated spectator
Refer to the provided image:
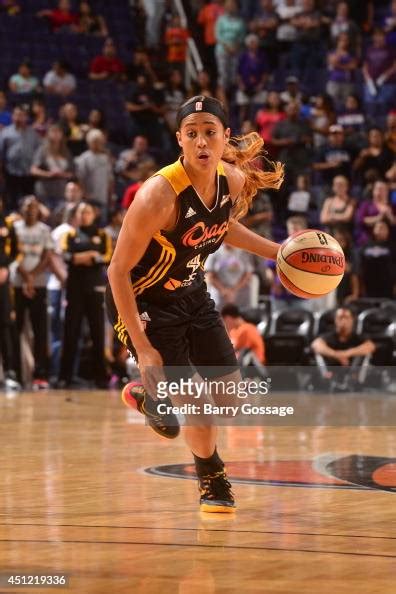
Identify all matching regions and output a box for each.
[0,90,11,129]
[126,47,158,84]
[311,307,375,384]
[329,1,360,51]
[362,28,396,116]
[236,33,270,126]
[310,93,336,149]
[326,33,358,107]
[9,196,54,389]
[115,135,155,184]
[86,108,107,136]
[255,91,286,155]
[359,220,396,298]
[287,173,312,215]
[125,74,165,145]
[75,129,113,221]
[206,244,255,309]
[280,75,302,106]
[336,94,366,151]
[242,188,274,239]
[58,102,87,157]
[37,0,79,32]
[0,0,21,15]
[89,38,126,81]
[353,127,394,184]
[332,226,359,304]
[320,175,355,234]
[272,100,312,182]
[313,124,352,191]
[356,180,396,245]
[384,0,396,48]
[385,159,396,198]
[9,60,40,95]
[51,180,83,226]
[384,110,396,155]
[189,69,217,98]
[163,69,187,133]
[221,304,266,364]
[30,98,52,138]
[43,61,76,97]
[121,161,156,210]
[164,14,189,69]
[104,207,124,251]
[77,1,108,37]
[31,124,74,210]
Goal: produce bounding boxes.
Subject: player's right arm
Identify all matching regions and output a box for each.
[107,175,176,378]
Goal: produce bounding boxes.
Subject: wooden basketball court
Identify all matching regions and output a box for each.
[1,389,395,593]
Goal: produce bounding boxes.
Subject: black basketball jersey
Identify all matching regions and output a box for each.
[131,157,232,301]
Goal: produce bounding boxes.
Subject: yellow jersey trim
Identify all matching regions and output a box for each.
[132,232,176,296]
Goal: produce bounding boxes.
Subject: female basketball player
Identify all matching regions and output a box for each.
[107,96,284,512]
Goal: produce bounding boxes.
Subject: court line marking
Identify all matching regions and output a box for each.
[1,524,396,541]
[0,539,394,558]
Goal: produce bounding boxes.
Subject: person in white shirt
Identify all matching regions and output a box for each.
[43,60,76,96]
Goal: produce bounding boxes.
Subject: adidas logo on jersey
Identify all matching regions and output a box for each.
[220,194,230,207]
[185,207,197,218]
[140,312,151,322]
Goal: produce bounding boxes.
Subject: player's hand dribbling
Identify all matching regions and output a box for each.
[137,346,165,400]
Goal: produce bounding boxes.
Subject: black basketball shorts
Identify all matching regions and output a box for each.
[105,285,238,379]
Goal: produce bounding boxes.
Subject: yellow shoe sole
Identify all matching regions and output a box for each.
[200,503,236,513]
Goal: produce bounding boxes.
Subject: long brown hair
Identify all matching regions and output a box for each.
[222,132,284,220]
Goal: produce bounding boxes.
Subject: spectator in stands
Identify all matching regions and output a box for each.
[77,1,108,37]
[353,127,394,184]
[89,38,126,81]
[243,188,274,240]
[43,61,76,97]
[126,47,158,84]
[86,108,107,136]
[0,105,41,211]
[58,102,87,157]
[384,0,396,48]
[215,0,245,98]
[326,33,358,107]
[359,220,396,298]
[0,0,21,16]
[75,129,113,221]
[51,180,83,226]
[311,306,375,376]
[280,75,302,106]
[313,124,352,190]
[236,33,270,126]
[310,93,336,149]
[290,0,324,80]
[37,0,79,32]
[197,0,225,78]
[189,69,217,98]
[125,74,165,145]
[221,304,266,364]
[9,60,40,95]
[329,1,360,51]
[0,90,11,129]
[58,201,112,388]
[164,14,189,70]
[104,207,124,251]
[275,0,303,59]
[332,226,359,304]
[31,124,75,210]
[0,195,20,390]
[121,161,156,210]
[30,98,52,138]
[336,94,366,151]
[356,180,396,246]
[287,173,312,215]
[320,175,355,234]
[255,91,285,155]
[163,69,187,134]
[115,135,155,185]
[9,196,54,389]
[362,28,396,116]
[385,111,396,155]
[250,0,280,69]
[141,0,166,49]
[272,100,312,183]
[206,244,255,309]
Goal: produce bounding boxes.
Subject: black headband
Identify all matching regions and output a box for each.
[176,97,228,129]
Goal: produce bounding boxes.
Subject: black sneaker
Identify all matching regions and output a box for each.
[199,470,236,513]
[121,381,180,439]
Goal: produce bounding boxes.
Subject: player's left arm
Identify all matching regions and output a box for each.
[222,162,280,261]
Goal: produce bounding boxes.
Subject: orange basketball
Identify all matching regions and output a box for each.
[276,229,345,298]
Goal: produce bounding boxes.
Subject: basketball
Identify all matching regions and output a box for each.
[276,229,345,298]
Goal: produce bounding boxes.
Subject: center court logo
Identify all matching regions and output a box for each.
[182,221,229,248]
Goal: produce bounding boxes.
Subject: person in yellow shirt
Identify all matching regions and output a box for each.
[221,304,265,363]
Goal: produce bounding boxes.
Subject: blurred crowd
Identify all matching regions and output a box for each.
[0,0,395,389]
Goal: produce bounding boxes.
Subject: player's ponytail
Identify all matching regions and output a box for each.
[222,132,284,220]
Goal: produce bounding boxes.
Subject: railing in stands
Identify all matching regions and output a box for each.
[172,0,203,88]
